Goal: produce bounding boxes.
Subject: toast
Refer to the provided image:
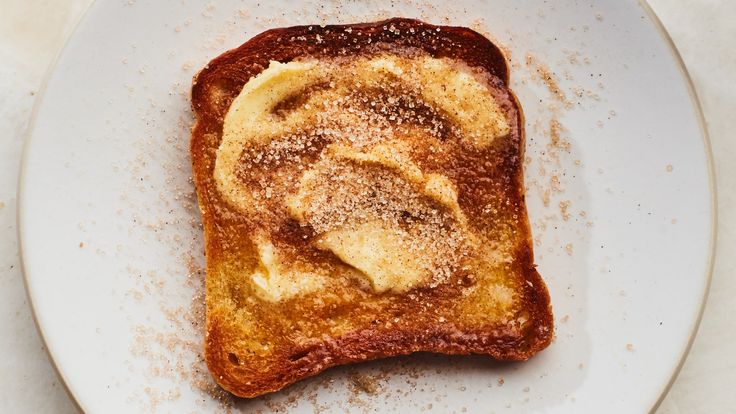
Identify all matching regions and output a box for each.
[190,18,553,398]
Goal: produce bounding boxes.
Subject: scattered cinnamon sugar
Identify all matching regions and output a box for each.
[201,2,216,18]
[559,200,571,221]
[348,372,382,395]
[565,243,574,256]
[564,50,582,66]
[526,54,572,109]
[549,119,571,155]
[121,89,231,411]
[550,175,562,193]
[540,189,551,208]
[522,50,592,236]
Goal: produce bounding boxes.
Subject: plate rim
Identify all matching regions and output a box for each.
[16,0,96,412]
[15,1,716,413]
[635,1,717,412]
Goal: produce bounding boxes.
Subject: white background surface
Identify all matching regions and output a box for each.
[0,1,732,413]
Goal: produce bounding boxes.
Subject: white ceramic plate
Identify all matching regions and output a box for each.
[19,0,714,413]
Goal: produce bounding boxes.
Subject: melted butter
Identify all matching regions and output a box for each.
[215,54,509,301]
[215,60,325,211]
[285,143,468,294]
[249,236,326,302]
[314,220,429,293]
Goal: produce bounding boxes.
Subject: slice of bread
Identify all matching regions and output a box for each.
[190,18,553,398]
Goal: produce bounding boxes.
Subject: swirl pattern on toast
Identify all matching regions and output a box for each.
[190,18,553,398]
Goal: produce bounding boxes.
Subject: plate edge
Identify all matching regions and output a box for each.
[636,1,718,413]
[15,0,99,413]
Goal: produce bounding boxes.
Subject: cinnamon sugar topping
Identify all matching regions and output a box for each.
[214,52,517,298]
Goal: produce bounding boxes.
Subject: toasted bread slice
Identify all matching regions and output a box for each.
[190,18,553,398]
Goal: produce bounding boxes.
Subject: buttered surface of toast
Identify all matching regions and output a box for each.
[217,54,509,295]
[190,18,552,397]
[207,50,530,354]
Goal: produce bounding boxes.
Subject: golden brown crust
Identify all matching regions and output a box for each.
[190,18,553,398]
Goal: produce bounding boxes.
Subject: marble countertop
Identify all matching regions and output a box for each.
[0,1,733,412]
